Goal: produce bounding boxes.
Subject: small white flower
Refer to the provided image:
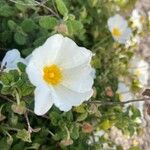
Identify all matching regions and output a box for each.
[130,9,143,32]
[117,82,134,102]
[26,34,94,115]
[125,35,140,48]
[1,49,27,72]
[107,14,132,44]
[129,56,149,86]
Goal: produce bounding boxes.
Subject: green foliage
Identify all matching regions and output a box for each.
[39,16,57,29]
[0,0,147,149]
[16,129,31,143]
[55,0,68,16]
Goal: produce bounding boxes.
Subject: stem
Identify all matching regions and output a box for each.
[9,0,60,19]
[48,130,55,137]
[1,94,150,119]
[34,1,60,19]
[3,126,19,131]
[15,90,20,105]
[87,98,150,105]
[65,125,70,140]
[24,112,32,133]
[9,0,38,6]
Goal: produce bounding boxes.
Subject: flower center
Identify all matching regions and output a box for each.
[43,64,62,85]
[112,27,122,37]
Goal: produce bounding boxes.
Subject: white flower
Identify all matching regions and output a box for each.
[117,82,134,102]
[125,35,140,48]
[117,82,145,122]
[1,49,27,72]
[26,34,94,115]
[107,14,132,44]
[129,56,149,86]
[130,9,143,32]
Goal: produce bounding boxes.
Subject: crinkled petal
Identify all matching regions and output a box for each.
[25,54,32,63]
[1,49,26,71]
[34,85,53,115]
[108,14,127,32]
[52,85,93,111]
[55,36,92,69]
[117,27,132,44]
[61,65,94,92]
[31,34,63,69]
[26,61,44,86]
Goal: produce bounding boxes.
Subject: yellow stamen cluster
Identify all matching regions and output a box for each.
[112,27,122,37]
[43,64,62,85]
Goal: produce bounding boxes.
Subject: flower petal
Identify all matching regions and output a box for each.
[31,34,64,69]
[34,85,53,115]
[61,65,94,92]
[55,36,92,69]
[26,61,44,86]
[108,14,127,32]
[1,49,26,71]
[52,85,93,111]
[117,27,132,44]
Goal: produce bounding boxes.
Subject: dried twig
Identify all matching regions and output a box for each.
[87,98,150,105]
[1,93,150,119]
[24,112,33,133]
[9,0,60,18]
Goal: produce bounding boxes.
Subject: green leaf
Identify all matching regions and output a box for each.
[74,105,86,113]
[77,112,88,122]
[1,72,12,85]
[66,20,83,35]
[15,0,36,12]
[8,20,17,31]
[17,62,26,72]
[70,124,79,140]
[1,86,12,95]
[0,138,11,150]
[99,119,113,131]
[20,84,33,96]
[21,19,37,32]
[130,106,141,120]
[0,70,19,85]
[49,112,62,126]
[63,111,73,121]
[39,16,57,29]
[55,0,68,16]
[0,4,14,17]
[14,32,27,45]
[16,129,31,143]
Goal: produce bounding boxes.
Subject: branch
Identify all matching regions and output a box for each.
[1,93,150,118]
[9,0,60,19]
[34,1,60,19]
[87,98,150,105]
[24,112,33,133]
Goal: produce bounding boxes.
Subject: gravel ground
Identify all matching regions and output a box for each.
[134,0,150,149]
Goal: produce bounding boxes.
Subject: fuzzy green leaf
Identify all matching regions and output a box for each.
[55,0,68,16]
[39,16,57,29]
[16,129,31,143]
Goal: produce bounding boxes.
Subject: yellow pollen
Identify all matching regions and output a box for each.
[112,27,122,37]
[43,64,62,85]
